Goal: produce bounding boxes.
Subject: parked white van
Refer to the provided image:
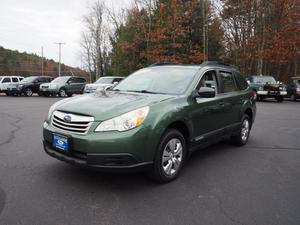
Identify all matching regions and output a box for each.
[0,76,24,95]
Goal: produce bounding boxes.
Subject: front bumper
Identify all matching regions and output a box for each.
[257,90,287,96]
[43,141,152,171]
[6,88,22,94]
[43,121,154,171]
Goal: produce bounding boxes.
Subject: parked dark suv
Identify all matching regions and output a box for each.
[43,62,256,182]
[7,76,53,96]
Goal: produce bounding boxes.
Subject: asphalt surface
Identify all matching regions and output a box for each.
[0,95,299,225]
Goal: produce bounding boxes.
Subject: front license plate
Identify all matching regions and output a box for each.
[52,133,69,151]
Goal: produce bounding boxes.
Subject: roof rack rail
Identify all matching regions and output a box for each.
[201,61,237,69]
[150,62,180,67]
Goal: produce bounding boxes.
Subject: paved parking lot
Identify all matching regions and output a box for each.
[0,96,299,225]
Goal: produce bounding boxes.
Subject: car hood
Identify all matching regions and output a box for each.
[55,91,175,121]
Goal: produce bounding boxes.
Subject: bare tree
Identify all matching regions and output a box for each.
[80,1,110,81]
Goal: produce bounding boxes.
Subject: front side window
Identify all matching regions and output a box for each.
[12,78,19,82]
[220,71,238,93]
[51,76,70,84]
[197,70,218,94]
[114,67,198,95]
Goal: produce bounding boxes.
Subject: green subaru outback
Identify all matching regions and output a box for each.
[43,62,256,182]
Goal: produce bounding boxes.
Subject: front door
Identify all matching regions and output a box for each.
[188,70,225,142]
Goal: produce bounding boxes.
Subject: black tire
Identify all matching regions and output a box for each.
[24,88,33,97]
[276,96,283,102]
[67,93,73,97]
[44,93,50,97]
[5,92,11,96]
[149,129,187,183]
[290,94,296,101]
[257,96,262,101]
[231,115,251,146]
[59,88,67,97]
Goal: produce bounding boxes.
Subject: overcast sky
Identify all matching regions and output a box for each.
[0,0,131,68]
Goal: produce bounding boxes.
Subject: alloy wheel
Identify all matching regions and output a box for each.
[162,138,183,176]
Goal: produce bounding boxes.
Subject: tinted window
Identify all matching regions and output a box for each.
[12,78,19,82]
[2,78,11,83]
[69,77,85,83]
[220,71,238,93]
[234,73,248,90]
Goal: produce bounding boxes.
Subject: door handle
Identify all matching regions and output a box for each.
[219,102,225,106]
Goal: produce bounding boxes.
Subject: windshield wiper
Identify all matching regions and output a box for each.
[125,90,163,94]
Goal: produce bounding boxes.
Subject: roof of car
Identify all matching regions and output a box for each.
[98,76,124,79]
[150,61,239,70]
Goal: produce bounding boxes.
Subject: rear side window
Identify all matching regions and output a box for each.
[12,78,19,82]
[234,73,248,90]
[2,78,11,83]
[220,71,238,93]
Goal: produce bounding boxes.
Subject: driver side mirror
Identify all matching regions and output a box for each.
[192,87,216,99]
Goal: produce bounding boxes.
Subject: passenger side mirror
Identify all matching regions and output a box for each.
[192,87,215,99]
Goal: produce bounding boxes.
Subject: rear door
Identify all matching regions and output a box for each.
[217,70,241,129]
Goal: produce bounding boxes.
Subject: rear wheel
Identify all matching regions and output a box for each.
[149,129,186,183]
[276,96,283,102]
[231,115,251,146]
[24,88,33,97]
[59,88,67,97]
[290,94,296,101]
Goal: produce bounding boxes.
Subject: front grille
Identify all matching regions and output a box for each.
[51,111,94,135]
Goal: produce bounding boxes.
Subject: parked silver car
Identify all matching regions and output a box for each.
[84,76,123,94]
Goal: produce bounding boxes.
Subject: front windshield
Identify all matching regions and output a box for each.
[51,76,70,84]
[113,67,198,95]
[21,76,38,83]
[253,76,276,84]
[95,77,114,84]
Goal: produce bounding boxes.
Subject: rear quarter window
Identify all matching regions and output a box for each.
[234,73,249,90]
[220,71,238,93]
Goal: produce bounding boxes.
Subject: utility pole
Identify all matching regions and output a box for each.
[202,0,207,61]
[54,42,66,76]
[41,46,44,76]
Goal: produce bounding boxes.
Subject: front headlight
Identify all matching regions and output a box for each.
[46,101,60,122]
[95,106,149,132]
[18,85,23,89]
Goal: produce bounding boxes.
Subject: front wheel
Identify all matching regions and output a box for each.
[149,129,186,183]
[59,88,67,97]
[24,88,33,97]
[276,96,283,102]
[231,115,251,146]
[290,94,296,101]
